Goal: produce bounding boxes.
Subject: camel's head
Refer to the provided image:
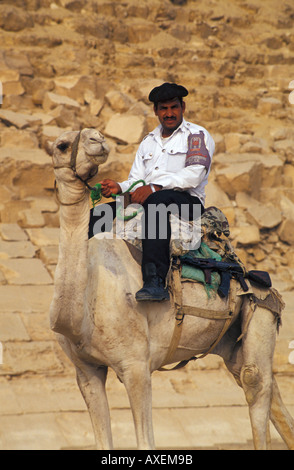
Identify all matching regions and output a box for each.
[52,128,110,184]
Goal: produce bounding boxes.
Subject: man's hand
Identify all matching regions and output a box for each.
[100,179,121,198]
[131,184,161,205]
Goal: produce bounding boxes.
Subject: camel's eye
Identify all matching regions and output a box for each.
[57,142,69,152]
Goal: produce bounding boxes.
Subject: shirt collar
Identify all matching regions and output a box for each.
[152,118,187,139]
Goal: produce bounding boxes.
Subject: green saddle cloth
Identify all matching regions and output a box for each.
[180,242,222,297]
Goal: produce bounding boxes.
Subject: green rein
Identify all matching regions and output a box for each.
[90,179,146,221]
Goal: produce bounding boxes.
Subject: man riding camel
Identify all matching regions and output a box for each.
[90,82,215,302]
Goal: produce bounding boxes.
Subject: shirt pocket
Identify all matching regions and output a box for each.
[166,149,186,173]
[142,152,155,177]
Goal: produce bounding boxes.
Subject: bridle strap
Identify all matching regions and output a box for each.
[53,131,97,206]
[69,132,97,190]
[70,131,81,170]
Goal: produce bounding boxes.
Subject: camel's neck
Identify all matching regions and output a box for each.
[50,181,91,341]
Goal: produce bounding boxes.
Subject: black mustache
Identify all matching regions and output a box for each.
[164,117,176,120]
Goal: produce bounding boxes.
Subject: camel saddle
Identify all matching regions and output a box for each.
[123,206,284,370]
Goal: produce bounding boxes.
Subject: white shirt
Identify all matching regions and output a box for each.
[119,119,215,205]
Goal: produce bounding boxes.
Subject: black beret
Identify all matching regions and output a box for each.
[148,82,188,103]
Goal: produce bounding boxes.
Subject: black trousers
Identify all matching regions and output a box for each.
[88,190,204,281]
[141,190,204,280]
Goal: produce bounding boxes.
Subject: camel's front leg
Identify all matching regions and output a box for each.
[240,304,277,450]
[121,361,155,450]
[76,363,113,450]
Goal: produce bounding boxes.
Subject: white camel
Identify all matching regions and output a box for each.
[50,128,294,450]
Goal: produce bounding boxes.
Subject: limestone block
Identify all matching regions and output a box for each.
[14,285,54,313]
[0,240,37,258]
[279,196,294,221]
[0,68,19,83]
[0,68,25,97]
[39,246,59,265]
[0,270,6,285]
[270,127,292,141]
[205,181,232,208]
[2,80,25,98]
[30,112,56,126]
[0,129,39,149]
[0,314,30,342]
[0,223,28,241]
[18,209,46,228]
[105,90,135,113]
[54,75,98,104]
[2,341,64,376]
[114,52,155,70]
[257,97,282,114]
[283,165,294,187]
[4,49,33,76]
[215,161,262,199]
[235,192,253,209]
[0,259,53,285]
[127,22,157,43]
[230,225,260,245]
[49,105,80,129]
[0,185,11,204]
[258,154,284,188]
[0,110,42,129]
[0,5,34,32]
[20,312,54,342]
[26,227,60,247]
[104,114,146,144]
[8,375,85,414]
[252,247,266,262]
[236,192,282,229]
[224,133,251,152]
[0,147,54,198]
[0,147,48,165]
[0,200,31,224]
[214,153,284,194]
[42,92,80,112]
[25,197,59,215]
[273,140,294,163]
[89,98,103,116]
[241,141,265,154]
[278,220,294,245]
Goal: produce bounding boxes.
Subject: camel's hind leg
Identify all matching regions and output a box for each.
[270,376,294,449]
[75,363,113,450]
[240,303,277,450]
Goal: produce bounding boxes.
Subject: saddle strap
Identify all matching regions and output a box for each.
[158,267,237,372]
[159,263,184,371]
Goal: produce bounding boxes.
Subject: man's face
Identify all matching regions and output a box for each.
[154,97,185,137]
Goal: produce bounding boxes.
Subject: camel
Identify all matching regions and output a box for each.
[49,127,294,450]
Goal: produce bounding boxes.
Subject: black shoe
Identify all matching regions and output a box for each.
[135,263,170,302]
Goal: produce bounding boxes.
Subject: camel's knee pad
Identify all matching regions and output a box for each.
[240,364,262,405]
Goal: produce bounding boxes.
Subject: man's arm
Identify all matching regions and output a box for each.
[150,164,207,192]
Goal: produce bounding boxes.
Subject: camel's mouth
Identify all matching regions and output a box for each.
[86,140,110,159]
[78,128,110,162]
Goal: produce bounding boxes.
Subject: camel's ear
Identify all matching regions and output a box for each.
[46,140,54,156]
